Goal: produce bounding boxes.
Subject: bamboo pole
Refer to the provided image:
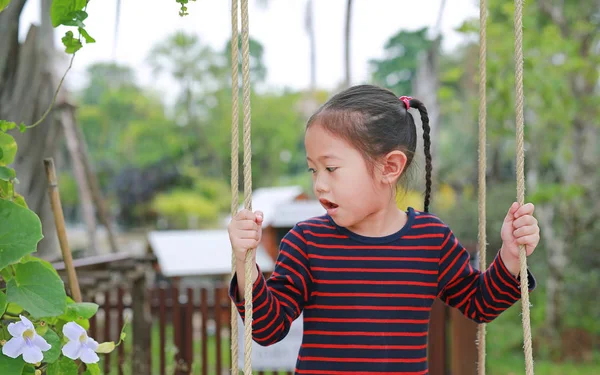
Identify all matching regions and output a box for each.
[43,158,82,303]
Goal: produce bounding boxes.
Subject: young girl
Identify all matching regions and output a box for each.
[228,84,539,374]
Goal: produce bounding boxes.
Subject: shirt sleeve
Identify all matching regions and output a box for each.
[437,226,536,323]
[228,224,312,346]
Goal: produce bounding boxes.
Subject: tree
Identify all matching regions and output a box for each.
[0,0,61,258]
[457,0,600,357]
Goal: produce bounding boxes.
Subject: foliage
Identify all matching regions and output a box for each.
[369,27,432,96]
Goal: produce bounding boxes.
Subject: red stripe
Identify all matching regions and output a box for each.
[312,291,435,299]
[254,320,284,343]
[299,222,336,229]
[487,266,519,303]
[312,267,436,275]
[305,230,348,238]
[402,233,445,239]
[304,317,429,324]
[438,242,463,282]
[282,238,309,262]
[307,241,440,250]
[296,369,428,375]
[309,254,438,262]
[276,258,309,301]
[414,214,438,220]
[412,223,446,228]
[298,356,427,363]
[314,278,436,287]
[438,236,458,268]
[290,228,308,244]
[309,217,330,223]
[304,330,428,337]
[302,343,428,350]
[305,304,430,312]
[271,287,300,315]
[279,245,313,283]
[442,256,468,287]
[494,256,521,295]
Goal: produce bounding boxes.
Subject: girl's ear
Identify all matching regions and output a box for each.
[380,150,407,184]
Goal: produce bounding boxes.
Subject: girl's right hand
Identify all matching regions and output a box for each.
[228,209,264,263]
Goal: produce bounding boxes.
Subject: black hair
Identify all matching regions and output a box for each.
[306,84,432,212]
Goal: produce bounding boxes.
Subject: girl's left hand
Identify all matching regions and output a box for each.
[500,202,540,276]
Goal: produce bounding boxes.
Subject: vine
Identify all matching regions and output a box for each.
[0,0,196,373]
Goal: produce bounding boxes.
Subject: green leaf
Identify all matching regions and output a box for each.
[0,166,16,181]
[0,199,43,270]
[7,262,67,318]
[61,31,83,54]
[63,302,98,320]
[22,364,36,374]
[0,267,13,281]
[46,356,79,375]
[0,120,16,131]
[0,354,25,375]
[82,363,101,375]
[50,0,87,27]
[20,255,59,276]
[0,290,7,316]
[0,132,17,166]
[42,329,62,364]
[12,194,28,209]
[5,302,22,315]
[0,0,10,13]
[78,27,95,44]
[18,123,26,133]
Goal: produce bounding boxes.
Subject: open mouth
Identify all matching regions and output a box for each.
[319,198,339,210]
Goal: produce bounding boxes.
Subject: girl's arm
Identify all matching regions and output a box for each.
[437,226,536,323]
[229,224,312,346]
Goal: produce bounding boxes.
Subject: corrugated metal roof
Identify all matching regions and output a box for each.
[271,200,326,227]
[147,230,274,277]
[225,185,305,227]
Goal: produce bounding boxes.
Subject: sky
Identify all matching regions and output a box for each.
[19,0,479,97]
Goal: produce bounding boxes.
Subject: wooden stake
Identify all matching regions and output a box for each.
[43,158,82,303]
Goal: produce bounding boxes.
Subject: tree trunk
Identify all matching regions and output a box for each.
[74,119,120,254]
[60,104,98,255]
[412,37,441,184]
[305,0,316,92]
[0,0,61,259]
[537,204,566,355]
[343,0,353,88]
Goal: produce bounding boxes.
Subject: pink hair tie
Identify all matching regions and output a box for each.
[399,96,412,110]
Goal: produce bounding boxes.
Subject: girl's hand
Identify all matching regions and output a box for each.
[500,202,540,277]
[228,209,264,264]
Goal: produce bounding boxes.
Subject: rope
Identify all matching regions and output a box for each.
[230,1,240,374]
[514,0,534,373]
[477,0,487,373]
[240,0,254,373]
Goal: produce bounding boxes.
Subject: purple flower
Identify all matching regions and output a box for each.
[2,315,51,363]
[61,322,99,364]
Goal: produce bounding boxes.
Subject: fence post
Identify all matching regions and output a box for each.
[132,275,152,374]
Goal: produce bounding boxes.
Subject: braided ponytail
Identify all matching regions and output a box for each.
[407,98,432,213]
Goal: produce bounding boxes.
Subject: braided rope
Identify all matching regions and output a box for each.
[240,0,254,373]
[514,0,534,373]
[477,0,487,373]
[230,0,240,374]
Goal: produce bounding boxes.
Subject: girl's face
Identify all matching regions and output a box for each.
[305,123,392,229]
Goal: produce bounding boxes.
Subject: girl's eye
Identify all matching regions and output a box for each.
[326,167,337,172]
[308,168,316,174]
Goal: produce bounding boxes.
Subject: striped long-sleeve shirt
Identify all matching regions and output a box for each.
[229,207,536,374]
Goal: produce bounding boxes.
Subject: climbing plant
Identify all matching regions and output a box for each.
[0,0,197,373]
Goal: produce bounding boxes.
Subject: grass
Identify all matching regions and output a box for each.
[485,304,600,375]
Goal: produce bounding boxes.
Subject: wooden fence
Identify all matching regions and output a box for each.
[90,281,476,375]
